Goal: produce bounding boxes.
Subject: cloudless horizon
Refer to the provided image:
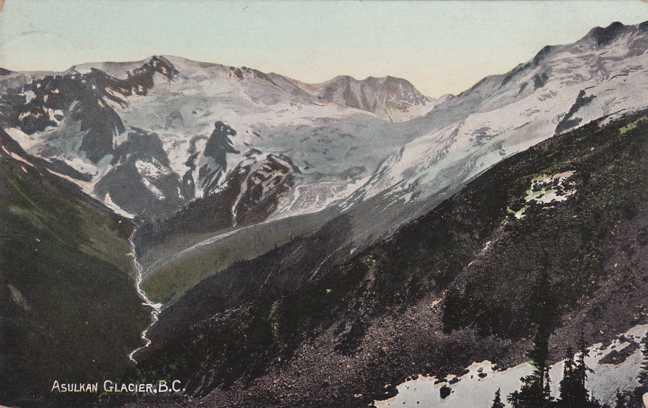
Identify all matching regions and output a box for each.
[2,1,648,97]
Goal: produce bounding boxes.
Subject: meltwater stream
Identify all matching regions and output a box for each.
[127,229,163,364]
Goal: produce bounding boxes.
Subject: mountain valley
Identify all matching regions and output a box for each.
[3,20,648,408]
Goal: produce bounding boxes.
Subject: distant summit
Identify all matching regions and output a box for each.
[301,74,436,122]
[581,21,640,46]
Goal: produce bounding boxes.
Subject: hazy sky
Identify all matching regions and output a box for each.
[2,1,648,97]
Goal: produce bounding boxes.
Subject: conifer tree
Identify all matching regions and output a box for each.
[558,346,577,407]
[556,333,604,408]
[508,266,555,408]
[638,333,648,386]
[543,370,553,403]
[491,388,505,408]
[574,331,591,407]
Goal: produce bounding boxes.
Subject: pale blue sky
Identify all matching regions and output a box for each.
[2,1,648,97]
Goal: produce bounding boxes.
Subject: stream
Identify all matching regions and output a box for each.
[127,229,163,364]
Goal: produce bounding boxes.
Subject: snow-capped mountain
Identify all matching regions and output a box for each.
[338,21,648,242]
[0,56,431,221]
[3,20,648,259]
[5,20,647,289]
[295,74,442,122]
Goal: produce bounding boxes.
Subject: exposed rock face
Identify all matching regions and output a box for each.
[229,152,297,226]
[199,121,239,194]
[95,127,184,218]
[135,151,299,263]
[3,55,177,162]
[308,74,435,122]
[585,21,632,47]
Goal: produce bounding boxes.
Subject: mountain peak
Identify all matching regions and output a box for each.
[324,73,418,87]
[581,20,635,47]
[311,73,432,121]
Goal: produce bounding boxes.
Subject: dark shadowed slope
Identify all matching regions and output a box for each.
[0,129,149,407]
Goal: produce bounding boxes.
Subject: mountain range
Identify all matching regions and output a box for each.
[2,20,648,408]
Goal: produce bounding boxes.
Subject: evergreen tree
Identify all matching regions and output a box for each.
[508,266,555,408]
[574,331,592,406]
[543,370,553,403]
[638,333,648,386]
[557,333,603,408]
[491,388,505,408]
[558,347,578,407]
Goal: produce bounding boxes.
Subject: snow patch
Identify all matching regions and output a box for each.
[275,175,370,219]
[525,171,576,204]
[4,127,38,150]
[509,171,576,219]
[135,158,171,179]
[104,192,135,218]
[375,324,648,408]
[141,178,165,200]
[22,90,36,103]
[1,146,34,167]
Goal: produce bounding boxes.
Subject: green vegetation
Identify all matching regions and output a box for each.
[618,116,646,135]
[142,212,328,304]
[1,154,148,404]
